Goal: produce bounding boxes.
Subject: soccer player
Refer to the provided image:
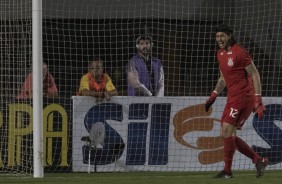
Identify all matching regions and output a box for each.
[78,58,117,103]
[16,62,58,99]
[205,24,268,178]
[127,34,164,96]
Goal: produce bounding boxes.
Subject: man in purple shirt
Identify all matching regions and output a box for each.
[127,34,164,96]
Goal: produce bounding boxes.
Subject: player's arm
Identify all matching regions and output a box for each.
[104,75,118,100]
[245,62,261,94]
[21,74,33,98]
[127,60,140,88]
[46,92,58,98]
[104,89,117,100]
[46,74,59,98]
[205,71,226,112]
[127,60,152,96]
[213,71,226,94]
[106,89,117,96]
[245,62,265,119]
[79,75,105,98]
[156,65,164,97]
[80,88,105,98]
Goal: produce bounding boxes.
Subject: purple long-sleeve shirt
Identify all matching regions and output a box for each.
[127,54,164,96]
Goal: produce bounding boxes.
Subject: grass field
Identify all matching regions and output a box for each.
[1,170,282,184]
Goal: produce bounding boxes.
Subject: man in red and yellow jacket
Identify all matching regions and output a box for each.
[78,58,117,103]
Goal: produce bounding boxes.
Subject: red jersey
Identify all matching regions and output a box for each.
[16,72,58,99]
[217,43,254,103]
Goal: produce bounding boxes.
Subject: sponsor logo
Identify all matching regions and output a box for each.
[227,57,234,67]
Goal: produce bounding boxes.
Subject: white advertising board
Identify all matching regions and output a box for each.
[72,96,282,172]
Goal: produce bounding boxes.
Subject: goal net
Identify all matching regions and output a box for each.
[1,0,282,175]
[0,0,33,174]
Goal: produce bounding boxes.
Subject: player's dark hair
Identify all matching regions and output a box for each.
[88,58,104,68]
[135,23,153,44]
[136,34,153,44]
[215,24,236,47]
[215,24,233,34]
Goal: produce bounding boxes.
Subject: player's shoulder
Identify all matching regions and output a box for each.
[152,56,161,60]
[152,56,162,64]
[46,72,55,78]
[216,48,223,54]
[81,73,89,80]
[216,49,224,58]
[130,54,142,63]
[232,43,249,53]
[103,73,110,79]
[131,53,141,59]
[23,73,33,83]
[26,72,32,78]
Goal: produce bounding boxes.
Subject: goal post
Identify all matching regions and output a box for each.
[32,0,44,178]
[0,0,281,176]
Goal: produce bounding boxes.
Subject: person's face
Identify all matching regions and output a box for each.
[43,65,48,78]
[89,61,103,78]
[137,39,152,56]
[216,32,231,50]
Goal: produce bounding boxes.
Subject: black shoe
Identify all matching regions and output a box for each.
[213,171,233,178]
[81,136,91,142]
[256,157,269,177]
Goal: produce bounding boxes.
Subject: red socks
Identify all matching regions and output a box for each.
[223,136,262,174]
[223,137,236,174]
[234,136,261,164]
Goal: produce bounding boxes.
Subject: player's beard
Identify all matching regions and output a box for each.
[139,48,150,59]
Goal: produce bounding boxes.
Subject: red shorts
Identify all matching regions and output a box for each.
[221,96,255,130]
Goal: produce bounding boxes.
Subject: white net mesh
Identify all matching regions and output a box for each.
[0,0,32,174]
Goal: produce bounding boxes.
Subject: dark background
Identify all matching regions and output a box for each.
[42,18,219,98]
[1,18,279,102]
[0,17,280,173]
